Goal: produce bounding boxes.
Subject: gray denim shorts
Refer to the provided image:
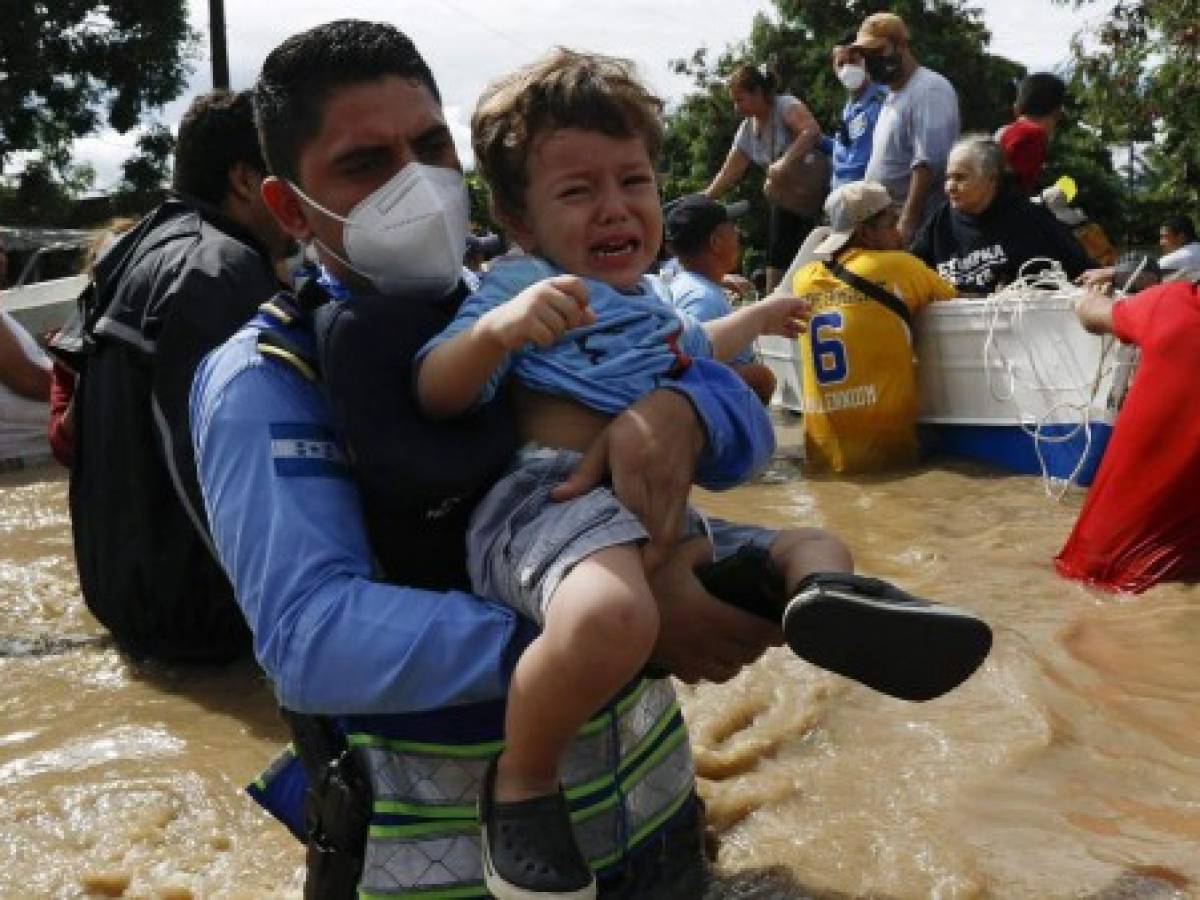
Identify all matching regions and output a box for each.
[467,447,778,624]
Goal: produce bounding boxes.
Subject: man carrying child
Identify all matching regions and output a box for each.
[416,49,992,900]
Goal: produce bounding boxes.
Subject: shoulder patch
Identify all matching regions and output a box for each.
[269,423,350,478]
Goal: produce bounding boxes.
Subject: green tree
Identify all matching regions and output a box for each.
[661,1,1131,267]
[111,124,176,217]
[0,1,195,225]
[0,1,196,169]
[1063,0,1200,245]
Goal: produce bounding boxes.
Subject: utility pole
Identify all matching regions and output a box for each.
[209,0,230,89]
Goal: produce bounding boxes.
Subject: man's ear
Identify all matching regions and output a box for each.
[261,176,314,242]
[227,161,263,204]
[707,230,723,257]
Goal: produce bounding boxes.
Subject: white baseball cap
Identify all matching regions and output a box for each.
[814,181,894,257]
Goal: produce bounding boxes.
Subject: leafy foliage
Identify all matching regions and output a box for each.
[1063,0,1200,244]
[111,124,176,217]
[0,1,195,225]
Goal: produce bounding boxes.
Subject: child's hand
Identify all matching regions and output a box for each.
[755,294,810,338]
[480,275,596,350]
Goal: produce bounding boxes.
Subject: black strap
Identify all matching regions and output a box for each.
[824,258,914,335]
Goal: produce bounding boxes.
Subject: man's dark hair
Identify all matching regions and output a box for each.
[1015,72,1067,118]
[254,19,441,183]
[1164,214,1197,243]
[172,90,266,206]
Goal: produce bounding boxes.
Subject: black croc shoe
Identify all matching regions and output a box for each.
[479,757,597,900]
[782,572,993,702]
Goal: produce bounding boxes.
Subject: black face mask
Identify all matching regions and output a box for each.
[865,51,902,84]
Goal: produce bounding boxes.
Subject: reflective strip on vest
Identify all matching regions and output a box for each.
[355,678,694,896]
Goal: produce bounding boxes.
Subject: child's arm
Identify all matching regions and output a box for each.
[702,294,811,362]
[417,275,595,419]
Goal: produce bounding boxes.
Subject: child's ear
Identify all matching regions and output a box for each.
[493,200,537,253]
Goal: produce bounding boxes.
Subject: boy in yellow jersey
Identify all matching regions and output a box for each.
[793,181,955,473]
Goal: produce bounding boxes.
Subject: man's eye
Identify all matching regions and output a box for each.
[624,174,653,188]
[416,133,455,162]
[341,153,386,176]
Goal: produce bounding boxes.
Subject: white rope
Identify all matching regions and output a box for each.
[977,259,1117,500]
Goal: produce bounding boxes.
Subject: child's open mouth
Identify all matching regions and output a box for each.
[591,238,640,260]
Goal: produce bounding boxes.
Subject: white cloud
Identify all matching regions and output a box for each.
[65,0,1098,188]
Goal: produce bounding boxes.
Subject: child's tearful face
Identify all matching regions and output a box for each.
[510,128,662,291]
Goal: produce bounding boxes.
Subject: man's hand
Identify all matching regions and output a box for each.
[552,389,703,571]
[647,537,783,683]
[479,275,595,350]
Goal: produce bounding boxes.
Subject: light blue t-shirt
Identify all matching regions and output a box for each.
[419,257,712,415]
[667,270,754,365]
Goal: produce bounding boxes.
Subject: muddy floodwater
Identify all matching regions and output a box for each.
[0,451,1196,899]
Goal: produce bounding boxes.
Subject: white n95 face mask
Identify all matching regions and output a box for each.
[290,162,470,298]
[837,64,868,93]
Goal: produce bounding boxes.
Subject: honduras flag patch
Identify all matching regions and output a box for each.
[270,423,351,478]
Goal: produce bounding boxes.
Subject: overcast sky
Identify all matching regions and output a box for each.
[71,0,1110,191]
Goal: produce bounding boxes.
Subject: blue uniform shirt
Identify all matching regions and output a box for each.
[668,270,755,365]
[820,82,888,189]
[190,292,774,717]
[190,313,522,715]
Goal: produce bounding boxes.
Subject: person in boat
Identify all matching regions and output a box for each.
[997,73,1067,195]
[64,89,290,664]
[1077,216,1200,293]
[791,180,956,474]
[664,193,777,404]
[819,34,888,190]
[704,62,823,293]
[193,21,780,899]
[854,12,959,243]
[1055,275,1200,592]
[910,135,1094,294]
[1157,215,1200,275]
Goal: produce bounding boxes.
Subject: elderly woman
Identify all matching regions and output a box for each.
[911,135,1093,295]
[705,64,822,292]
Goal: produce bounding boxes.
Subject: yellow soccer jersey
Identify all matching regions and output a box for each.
[792,248,955,473]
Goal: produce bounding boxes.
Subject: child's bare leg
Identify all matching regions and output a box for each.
[496,544,658,802]
[768,527,853,594]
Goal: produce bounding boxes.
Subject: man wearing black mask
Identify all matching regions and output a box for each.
[854,13,959,244]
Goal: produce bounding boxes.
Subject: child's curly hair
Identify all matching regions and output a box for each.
[472,47,664,221]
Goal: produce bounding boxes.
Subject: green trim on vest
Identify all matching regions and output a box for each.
[368,820,476,841]
[347,732,504,759]
[353,679,695,896]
